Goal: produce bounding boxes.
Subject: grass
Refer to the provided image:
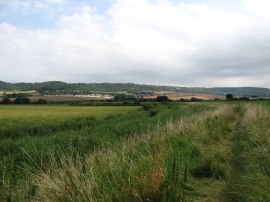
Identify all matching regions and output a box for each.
[0,105,139,129]
[1,102,270,201]
[223,104,270,201]
[0,104,206,193]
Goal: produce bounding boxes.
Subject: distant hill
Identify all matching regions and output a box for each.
[0,81,18,91]
[0,80,270,96]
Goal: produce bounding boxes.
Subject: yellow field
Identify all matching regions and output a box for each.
[0,90,39,95]
[144,92,224,100]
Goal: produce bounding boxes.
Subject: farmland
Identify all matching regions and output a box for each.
[0,90,40,96]
[144,92,225,100]
[1,102,270,201]
[0,105,139,130]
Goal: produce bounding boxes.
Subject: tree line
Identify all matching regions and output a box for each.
[2,97,47,104]
[1,80,270,96]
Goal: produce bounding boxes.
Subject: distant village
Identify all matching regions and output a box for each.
[45,94,114,99]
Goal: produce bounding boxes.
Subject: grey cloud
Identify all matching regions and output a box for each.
[1,0,270,87]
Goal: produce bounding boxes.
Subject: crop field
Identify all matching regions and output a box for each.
[0,90,40,96]
[0,105,139,130]
[144,92,224,100]
[2,96,108,103]
[1,102,270,201]
[28,95,104,102]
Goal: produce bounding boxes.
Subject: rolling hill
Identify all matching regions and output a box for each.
[0,80,270,96]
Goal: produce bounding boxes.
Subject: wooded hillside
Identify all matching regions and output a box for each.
[1,80,270,96]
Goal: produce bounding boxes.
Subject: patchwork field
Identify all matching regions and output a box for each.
[1,102,270,201]
[29,95,103,102]
[144,92,224,100]
[0,90,40,95]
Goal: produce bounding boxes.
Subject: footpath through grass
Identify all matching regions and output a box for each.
[1,102,270,201]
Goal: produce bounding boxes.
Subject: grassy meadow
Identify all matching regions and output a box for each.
[0,102,270,201]
[0,105,140,129]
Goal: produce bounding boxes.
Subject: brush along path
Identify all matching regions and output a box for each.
[224,104,270,201]
[2,103,270,201]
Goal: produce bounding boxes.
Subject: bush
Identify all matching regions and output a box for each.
[36,99,47,104]
[2,97,12,104]
[226,94,233,100]
[190,97,203,102]
[13,97,30,104]
[239,97,249,101]
[114,94,137,101]
[156,96,170,102]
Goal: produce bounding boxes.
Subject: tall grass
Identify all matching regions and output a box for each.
[1,103,270,201]
[224,104,270,201]
[1,103,212,201]
[0,106,140,137]
[1,104,237,201]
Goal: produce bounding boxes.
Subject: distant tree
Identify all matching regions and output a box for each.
[190,97,203,102]
[36,99,47,104]
[156,95,170,102]
[114,94,137,101]
[114,94,127,101]
[239,97,250,101]
[14,97,30,104]
[226,94,233,100]
[5,93,31,98]
[2,97,12,104]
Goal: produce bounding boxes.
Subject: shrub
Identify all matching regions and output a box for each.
[190,97,203,102]
[156,96,170,102]
[36,99,47,104]
[239,97,249,101]
[226,94,233,100]
[2,97,12,104]
[13,97,30,104]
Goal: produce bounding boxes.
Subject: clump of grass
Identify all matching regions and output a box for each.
[223,104,270,201]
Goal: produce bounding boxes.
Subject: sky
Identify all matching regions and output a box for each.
[0,0,270,87]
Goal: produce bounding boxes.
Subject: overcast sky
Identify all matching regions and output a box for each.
[0,0,270,87]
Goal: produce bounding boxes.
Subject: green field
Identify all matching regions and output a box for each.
[0,105,140,129]
[1,102,270,201]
